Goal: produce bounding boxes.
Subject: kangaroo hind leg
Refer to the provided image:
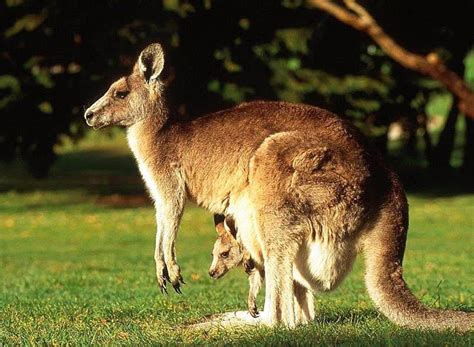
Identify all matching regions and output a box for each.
[294,281,315,325]
[258,212,306,328]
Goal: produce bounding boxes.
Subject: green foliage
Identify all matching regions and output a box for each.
[465,50,474,87]
[426,93,453,118]
[0,75,21,109]
[4,12,46,38]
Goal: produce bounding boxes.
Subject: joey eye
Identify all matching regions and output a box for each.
[115,90,129,99]
[220,251,230,259]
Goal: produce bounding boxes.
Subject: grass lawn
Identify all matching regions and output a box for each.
[0,130,473,345]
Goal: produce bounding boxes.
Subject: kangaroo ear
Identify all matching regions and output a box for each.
[138,43,164,84]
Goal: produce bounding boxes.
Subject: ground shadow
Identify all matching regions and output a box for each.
[0,149,145,196]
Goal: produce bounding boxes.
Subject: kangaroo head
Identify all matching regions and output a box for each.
[84,43,166,129]
[208,221,243,279]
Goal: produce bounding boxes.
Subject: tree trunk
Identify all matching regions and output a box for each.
[403,117,418,158]
[462,117,474,175]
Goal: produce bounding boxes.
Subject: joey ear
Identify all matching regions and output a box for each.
[215,222,227,237]
[138,43,164,84]
[224,218,237,239]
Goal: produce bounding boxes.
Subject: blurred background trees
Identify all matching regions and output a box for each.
[1,0,473,182]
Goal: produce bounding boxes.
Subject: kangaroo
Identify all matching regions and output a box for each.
[84,43,473,330]
[209,215,263,318]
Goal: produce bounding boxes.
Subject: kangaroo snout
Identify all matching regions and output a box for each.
[83,107,107,129]
[84,110,94,124]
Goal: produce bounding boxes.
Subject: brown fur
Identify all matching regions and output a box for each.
[85,43,473,330]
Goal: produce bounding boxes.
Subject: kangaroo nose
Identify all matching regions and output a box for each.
[84,110,94,122]
[209,269,216,278]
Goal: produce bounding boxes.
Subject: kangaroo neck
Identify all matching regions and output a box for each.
[126,114,169,166]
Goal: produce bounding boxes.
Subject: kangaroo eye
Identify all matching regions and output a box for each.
[220,251,229,259]
[115,90,129,99]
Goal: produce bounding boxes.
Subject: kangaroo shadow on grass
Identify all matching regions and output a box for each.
[180,307,468,344]
[314,307,382,325]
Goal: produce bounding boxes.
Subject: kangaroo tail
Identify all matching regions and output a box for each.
[362,174,473,331]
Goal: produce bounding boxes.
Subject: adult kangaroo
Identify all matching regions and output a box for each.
[84,43,472,330]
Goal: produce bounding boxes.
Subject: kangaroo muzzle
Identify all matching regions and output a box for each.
[84,109,94,125]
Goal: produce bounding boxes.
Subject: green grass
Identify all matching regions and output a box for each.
[0,131,473,345]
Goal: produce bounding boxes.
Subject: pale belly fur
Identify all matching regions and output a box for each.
[293,239,356,292]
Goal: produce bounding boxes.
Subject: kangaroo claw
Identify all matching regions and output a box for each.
[160,282,168,294]
[249,308,259,318]
[173,283,182,294]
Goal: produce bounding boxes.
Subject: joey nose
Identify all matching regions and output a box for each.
[209,269,216,278]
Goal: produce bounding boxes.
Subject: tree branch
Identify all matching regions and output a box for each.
[308,0,474,119]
